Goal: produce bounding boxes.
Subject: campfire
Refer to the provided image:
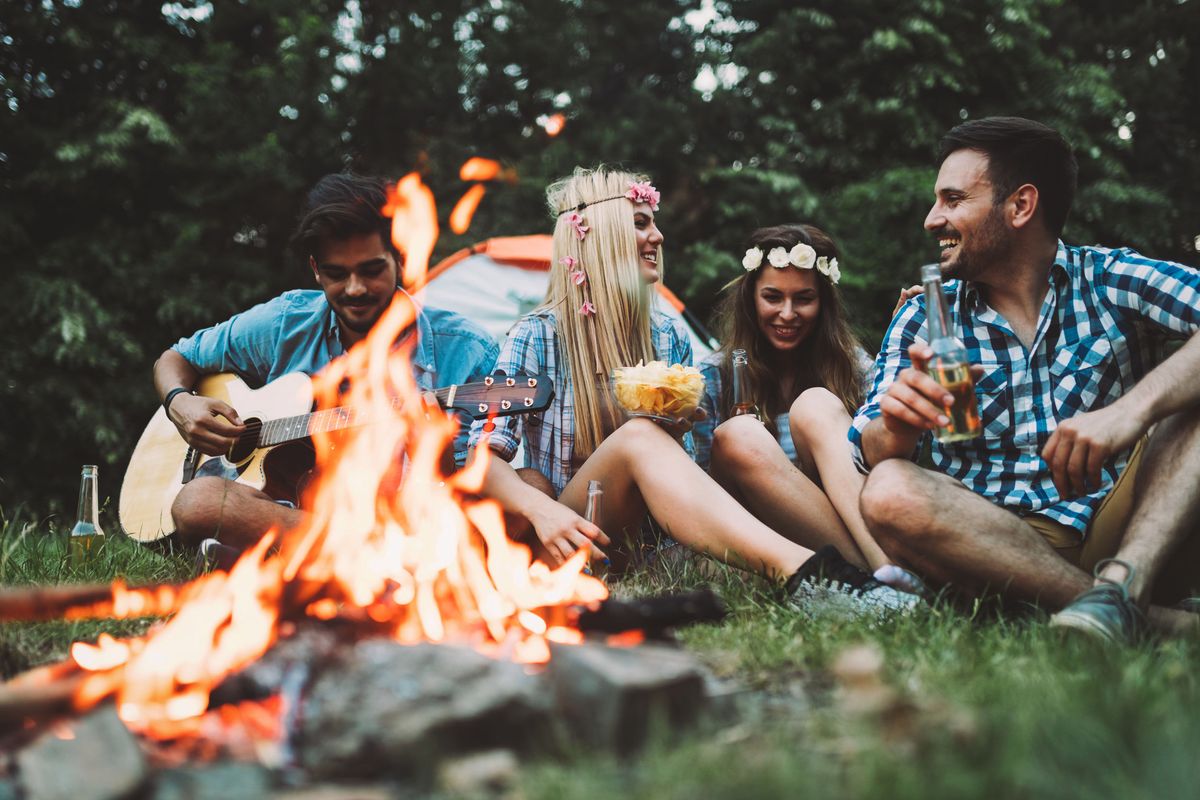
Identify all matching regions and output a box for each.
[0,169,724,781]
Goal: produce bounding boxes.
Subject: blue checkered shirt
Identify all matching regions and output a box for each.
[469,310,694,496]
[849,242,1200,533]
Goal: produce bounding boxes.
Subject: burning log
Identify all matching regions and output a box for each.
[0,581,184,622]
[0,672,86,725]
[574,588,728,636]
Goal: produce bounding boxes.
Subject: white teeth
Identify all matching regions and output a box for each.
[642,253,657,262]
[939,239,959,248]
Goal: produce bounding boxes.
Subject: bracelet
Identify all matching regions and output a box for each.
[163,387,194,414]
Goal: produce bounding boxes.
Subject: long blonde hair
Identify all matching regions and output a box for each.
[712,224,865,421]
[542,166,658,457]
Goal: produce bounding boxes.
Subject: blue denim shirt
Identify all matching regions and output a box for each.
[172,289,499,464]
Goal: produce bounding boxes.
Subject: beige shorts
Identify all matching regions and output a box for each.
[1025,438,1198,601]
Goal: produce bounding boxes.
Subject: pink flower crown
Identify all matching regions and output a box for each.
[555,181,661,218]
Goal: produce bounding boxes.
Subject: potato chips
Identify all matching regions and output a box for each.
[612,361,705,419]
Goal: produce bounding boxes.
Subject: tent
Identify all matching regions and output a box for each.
[419,235,717,359]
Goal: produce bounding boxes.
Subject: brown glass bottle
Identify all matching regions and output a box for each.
[921,264,982,442]
[730,348,755,417]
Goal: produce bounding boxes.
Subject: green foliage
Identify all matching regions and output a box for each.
[2,0,1198,514]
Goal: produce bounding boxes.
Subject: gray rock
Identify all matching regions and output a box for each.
[298,641,553,780]
[153,762,271,800]
[436,749,519,797]
[544,641,709,755]
[16,705,148,800]
[270,785,394,800]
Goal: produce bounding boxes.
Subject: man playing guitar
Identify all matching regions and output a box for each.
[153,173,498,555]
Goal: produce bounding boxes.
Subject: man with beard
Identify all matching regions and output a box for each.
[849,117,1200,642]
[155,173,498,553]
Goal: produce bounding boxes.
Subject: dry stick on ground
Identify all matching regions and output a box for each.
[0,582,186,622]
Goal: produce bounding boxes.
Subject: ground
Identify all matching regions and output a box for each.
[2,511,1198,799]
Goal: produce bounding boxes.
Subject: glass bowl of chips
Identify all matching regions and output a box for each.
[611,361,705,423]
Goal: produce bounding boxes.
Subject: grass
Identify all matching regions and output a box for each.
[0,507,192,676]
[2,512,1198,799]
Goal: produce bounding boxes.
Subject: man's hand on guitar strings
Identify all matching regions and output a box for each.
[169,393,247,457]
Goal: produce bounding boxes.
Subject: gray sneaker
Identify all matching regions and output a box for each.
[1050,558,1145,644]
[786,546,921,618]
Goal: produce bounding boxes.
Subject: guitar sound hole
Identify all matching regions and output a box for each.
[228,417,263,463]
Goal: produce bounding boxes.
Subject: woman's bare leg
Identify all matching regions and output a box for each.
[789,388,890,571]
[708,415,869,569]
[557,417,813,581]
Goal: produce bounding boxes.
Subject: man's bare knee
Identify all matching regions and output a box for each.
[171,476,231,548]
[860,459,936,542]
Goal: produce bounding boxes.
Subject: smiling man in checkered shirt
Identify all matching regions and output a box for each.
[850,117,1200,643]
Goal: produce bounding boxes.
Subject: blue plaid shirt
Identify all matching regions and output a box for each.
[469,310,694,495]
[850,242,1200,533]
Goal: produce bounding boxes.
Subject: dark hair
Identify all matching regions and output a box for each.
[937,117,1078,237]
[711,223,866,421]
[290,173,397,261]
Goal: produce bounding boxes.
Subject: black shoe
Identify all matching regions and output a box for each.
[786,546,921,617]
[193,538,243,574]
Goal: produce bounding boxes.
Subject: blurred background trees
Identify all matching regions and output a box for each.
[2,0,1198,516]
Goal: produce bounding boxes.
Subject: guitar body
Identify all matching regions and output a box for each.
[118,373,314,543]
[119,369,554,545]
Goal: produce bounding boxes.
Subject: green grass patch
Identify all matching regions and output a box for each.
[0,509,191,676]
[2,517,1198,798]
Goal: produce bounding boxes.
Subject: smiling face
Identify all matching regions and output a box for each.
[924,148,1011,282]
[753,266,821,352]
[310,231,399,345]
[632,202,664,284]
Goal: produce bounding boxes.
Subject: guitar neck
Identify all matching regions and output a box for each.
[255,387,457,447]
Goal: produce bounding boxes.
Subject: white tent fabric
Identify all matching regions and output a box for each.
[420,252,715,360]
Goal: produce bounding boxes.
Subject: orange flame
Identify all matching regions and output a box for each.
[382,173,438,290]
[57,163,607,737]
[543,113,566,137]
[459,157,502,182]
[450,184,487,235]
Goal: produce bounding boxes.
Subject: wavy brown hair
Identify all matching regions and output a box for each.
[711,224,866,423]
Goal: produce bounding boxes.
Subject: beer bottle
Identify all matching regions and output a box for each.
[921,264,982,442]
[730,348,755,417]
[582,480,606,577]
[70,464,105,564]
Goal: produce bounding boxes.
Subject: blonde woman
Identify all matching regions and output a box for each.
[467,167,916,612]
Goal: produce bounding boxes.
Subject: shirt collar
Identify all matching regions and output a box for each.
[959,240,1071,311]
[323,287,435,374]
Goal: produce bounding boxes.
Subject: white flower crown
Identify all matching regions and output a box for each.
[741,243,840,284]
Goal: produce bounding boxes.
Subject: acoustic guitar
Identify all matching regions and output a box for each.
[119,371,552,544]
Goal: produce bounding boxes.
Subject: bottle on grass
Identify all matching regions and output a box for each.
[70,464,105,564]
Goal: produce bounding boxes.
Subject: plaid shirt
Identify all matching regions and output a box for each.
[469,309,694,496]
[850,242,1200,533]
